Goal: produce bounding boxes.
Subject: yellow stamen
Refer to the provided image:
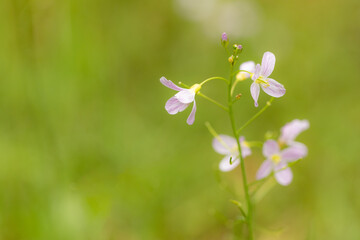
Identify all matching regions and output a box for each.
[271,154,281,164]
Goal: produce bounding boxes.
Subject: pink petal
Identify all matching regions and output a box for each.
[251,64,261,81]
[263,140,280,157]
[239,136,252,158]
[175,90,195,104]
[186,100,196,125]
[219,155,240,172]
[160,77,184,91]
[256,159,273,180]
[279,119,310,144]
[261,78,286,98]
[213,135,237,155]
[260,52,276,78]
[240,61,256,78]
[250,82,260,107]
[281,143,308,162]
[165,96,189,115]
[274,164,293,186]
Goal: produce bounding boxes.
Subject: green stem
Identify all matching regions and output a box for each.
[179,82,229,112]
[236,97,274,135]
[227,65,254,240]
[198,92,229,112]
[200,76,229,85]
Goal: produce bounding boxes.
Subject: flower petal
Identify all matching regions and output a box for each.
[274,163,293,186]
[160,77,184,91]
[279,119,310,144]
[250,82,260,107]
[251,64,261,81]
[165,96,189,115]
[263,140,280,157]
[219,155,240,172]
[239,61,256,78]
[186,100,196,125]
[175,90,195,104]
[261,78,286,97]
[260,52,276,78]
[256,159,273,180]
[281,142,308,162]
[212,135,237,155]
[239,136,252,158]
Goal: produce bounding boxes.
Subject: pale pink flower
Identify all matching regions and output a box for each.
[256,119,309,186]
[212,135,251,172]
[160,77,198,125]
[250,52,286,107]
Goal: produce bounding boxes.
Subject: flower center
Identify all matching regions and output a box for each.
[271,154,281,164]
[242,141,249,148]
[254,76,270,87]
[190,84,201,94]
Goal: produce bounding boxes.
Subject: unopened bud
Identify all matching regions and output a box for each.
[233,44,243,55]
[221,32,229,48]
[228,55,234,64]
[235,93,242,99]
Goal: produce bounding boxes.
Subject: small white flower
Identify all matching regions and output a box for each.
[160,77,199,125]
[212,135,252,172]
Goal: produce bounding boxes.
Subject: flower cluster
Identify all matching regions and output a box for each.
[212,119,309,185]
[160,32,309,237]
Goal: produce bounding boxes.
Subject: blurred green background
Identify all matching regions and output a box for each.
[0,0,359,239]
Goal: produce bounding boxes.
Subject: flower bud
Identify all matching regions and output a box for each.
[221,32,229,48]
[233,44,243,55]
[228,55,234,64]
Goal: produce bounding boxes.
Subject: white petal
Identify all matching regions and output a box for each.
[212,135,237,155]
[250,82,260,107]
[263,140,280,157]
[239,61,256,78]
[260,52,276,78]
[175,90,195,104]
[261,78,286,98]
[165,96,189,115]
[251,64,261,81]
[256,159,273,180]
[274,165,293,186]
[281,142,308,162]
[279,119,310,144]
[219,155,240,172]
[160,77,184,91]
[186,100,197,125]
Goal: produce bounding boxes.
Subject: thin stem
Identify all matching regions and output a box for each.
[236,97,274,135]
[232,69,253,77]
[227,65,254,240]
[200,77,229,85]
[179,82,229,112]
[205,122,231,151]
[198,92,229,112]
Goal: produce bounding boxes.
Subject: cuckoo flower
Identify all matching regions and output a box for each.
[160,77,199,125]
[212,135,251,172]
[256,140,307,186]
[250,52,286,107]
